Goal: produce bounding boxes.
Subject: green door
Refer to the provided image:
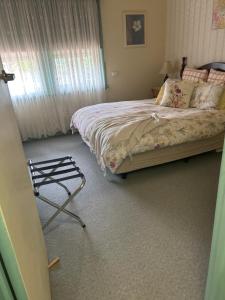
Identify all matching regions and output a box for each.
[0,254,16,300]
[205,141,225,300]
[0,215,28,300]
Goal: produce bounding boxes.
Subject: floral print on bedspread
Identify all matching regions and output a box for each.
[106,111,225,171]
[71,100,225,173]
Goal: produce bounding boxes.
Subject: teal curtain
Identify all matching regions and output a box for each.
[96,0,108,89]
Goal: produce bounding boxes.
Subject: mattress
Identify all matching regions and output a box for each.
[70,99,225,173]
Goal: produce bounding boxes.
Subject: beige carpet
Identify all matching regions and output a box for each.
[23,134,221,300]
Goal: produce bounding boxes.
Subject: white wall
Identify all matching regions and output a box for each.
[166,0,225,68]
[100,0,167,101]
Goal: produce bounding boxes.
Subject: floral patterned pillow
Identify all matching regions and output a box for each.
[160,79,195,108]
[190,82,224,109]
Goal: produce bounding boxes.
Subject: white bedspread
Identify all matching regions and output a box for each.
[70,100,225,172]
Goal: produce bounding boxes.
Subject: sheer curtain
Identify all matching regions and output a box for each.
[0,0,105,140]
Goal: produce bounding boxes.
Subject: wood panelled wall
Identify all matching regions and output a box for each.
[166,0,225,67]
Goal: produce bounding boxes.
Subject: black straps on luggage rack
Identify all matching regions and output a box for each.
[28,156,86,230]
[28,156,72,166]
[32,161,75,172]
[33,174,84,188]
[32,167,81,180]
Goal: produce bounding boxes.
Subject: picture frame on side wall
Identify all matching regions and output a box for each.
[123,11,146,47]
[212,0,225,29]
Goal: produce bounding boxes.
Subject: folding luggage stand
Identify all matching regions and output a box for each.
[28,156,86,229]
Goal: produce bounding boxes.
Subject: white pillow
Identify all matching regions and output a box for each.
[160,79,195,108]
[190,83,224,109]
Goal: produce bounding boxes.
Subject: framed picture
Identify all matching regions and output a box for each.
[123,11,146,47]
[212,0,225,29]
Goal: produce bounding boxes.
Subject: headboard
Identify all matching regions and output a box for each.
[180,57,225,78]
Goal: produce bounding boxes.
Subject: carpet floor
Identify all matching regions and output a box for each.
[23,134,221,300]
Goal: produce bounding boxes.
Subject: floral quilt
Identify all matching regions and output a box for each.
[70,100,225,173]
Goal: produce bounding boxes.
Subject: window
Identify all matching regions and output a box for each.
[2,52,43,98]
[3,46,104,99]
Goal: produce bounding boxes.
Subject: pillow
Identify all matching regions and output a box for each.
[207,69,225,85]
[190,82,224,109]
[182,67,208,82]
[160,79,195,108]
[155,84,165,105]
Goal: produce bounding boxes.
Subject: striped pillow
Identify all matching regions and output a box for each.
[207,69,225,86]
[182,67,208,82]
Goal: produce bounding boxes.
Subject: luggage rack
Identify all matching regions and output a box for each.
[28,156,86,230]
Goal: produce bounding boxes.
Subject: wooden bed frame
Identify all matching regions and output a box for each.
[114,57,225,175]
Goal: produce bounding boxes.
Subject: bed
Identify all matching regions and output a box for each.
[70,58,225,175]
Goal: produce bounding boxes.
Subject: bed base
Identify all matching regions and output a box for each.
[114,133,224,175]
[120,173,128,179]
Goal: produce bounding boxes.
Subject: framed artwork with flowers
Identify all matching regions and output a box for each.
[212,0,225,29]
[123,11,146,47]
